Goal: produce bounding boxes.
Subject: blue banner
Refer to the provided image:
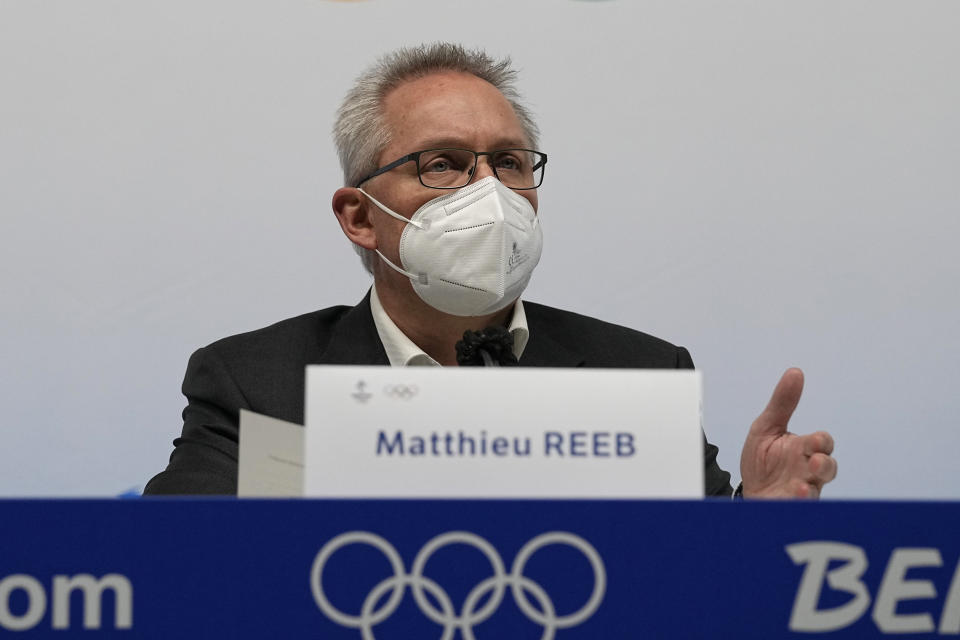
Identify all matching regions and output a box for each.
[1,499,958,637]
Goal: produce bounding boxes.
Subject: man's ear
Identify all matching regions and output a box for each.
[332,187,377,250]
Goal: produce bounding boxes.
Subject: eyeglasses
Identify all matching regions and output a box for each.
[354,148,547,190]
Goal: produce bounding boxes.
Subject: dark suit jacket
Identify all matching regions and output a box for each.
[144,293,733,496]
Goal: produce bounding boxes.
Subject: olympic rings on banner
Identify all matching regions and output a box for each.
[310,530,605,639]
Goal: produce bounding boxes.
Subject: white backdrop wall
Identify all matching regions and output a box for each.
[1,0,957,497]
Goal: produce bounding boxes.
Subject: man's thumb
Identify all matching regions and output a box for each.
[751,368,804,437]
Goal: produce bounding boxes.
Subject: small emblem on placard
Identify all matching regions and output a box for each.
[351,380,372,403]
[383,384,418,400]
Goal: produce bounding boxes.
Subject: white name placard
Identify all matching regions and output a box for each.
[304,366,704,499]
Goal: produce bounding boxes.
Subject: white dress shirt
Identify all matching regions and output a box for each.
[369,284,530,366]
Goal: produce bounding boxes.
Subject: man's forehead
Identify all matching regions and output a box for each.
[386,70,494,99]
[400,133,530,151]
[381,71,529,150]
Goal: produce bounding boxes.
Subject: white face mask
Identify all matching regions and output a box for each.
[359,176,543,317]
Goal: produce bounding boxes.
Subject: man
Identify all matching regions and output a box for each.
[145,43,837,498]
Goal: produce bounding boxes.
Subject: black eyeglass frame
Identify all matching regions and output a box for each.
[354,148,548,190]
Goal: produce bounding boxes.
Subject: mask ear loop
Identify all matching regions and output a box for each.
[358,188,429,284]
[374,249,428,285]
[357,188,426,230]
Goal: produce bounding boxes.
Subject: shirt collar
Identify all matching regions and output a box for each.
[369,284,530,367]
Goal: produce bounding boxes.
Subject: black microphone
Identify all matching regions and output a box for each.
[455,327,519,367]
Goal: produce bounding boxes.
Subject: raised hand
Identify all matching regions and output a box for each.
[739,368,837,498]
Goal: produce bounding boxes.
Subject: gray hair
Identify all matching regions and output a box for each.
[333,42,541,273]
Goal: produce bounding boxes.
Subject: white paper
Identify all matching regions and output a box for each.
[238,409,304,497]
[304,367,704,499]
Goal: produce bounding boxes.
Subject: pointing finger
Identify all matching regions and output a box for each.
[750,368,804,438]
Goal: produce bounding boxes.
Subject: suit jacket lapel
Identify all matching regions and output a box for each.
[518,302,585,368]
[316,290,390,366]
[519,331,584,367]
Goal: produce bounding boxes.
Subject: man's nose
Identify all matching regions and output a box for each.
[469,156,497,182]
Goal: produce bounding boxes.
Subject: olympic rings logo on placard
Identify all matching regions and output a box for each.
[310,530,606,639]
[383,384,418,399]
